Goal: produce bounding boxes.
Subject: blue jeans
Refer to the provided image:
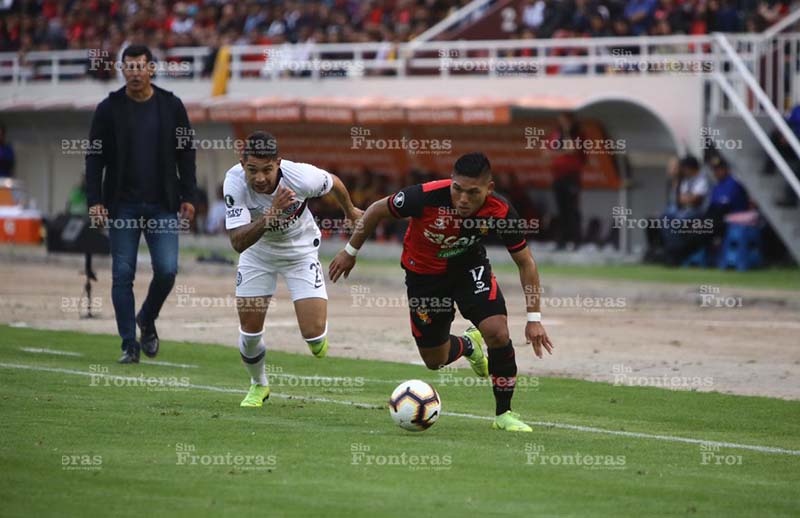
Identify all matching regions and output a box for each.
[109,202,179,351]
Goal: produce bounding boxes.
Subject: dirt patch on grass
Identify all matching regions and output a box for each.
[1,256,798,400]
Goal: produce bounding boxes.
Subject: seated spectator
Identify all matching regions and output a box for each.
[662,154,751,265]
[658,155,710,264]
[624,0,658,35]
[674,155,709,219]
[708,0,740,32]
[707,156,749,221]
[521,0,547,32]
[536,0,572,38]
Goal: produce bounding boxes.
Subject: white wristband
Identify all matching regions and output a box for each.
[526,312,542,323]
[344,242,360,257]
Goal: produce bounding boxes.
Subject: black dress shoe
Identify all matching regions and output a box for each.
[117,348,140,364]
[136,314,160,358]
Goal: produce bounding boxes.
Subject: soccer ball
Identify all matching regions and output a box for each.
[388,380,441,432]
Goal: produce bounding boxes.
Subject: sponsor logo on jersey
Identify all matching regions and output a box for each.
[423,229,479,248]
[393,192,405,208]
[226,207,244,218]
[423,229,481,258]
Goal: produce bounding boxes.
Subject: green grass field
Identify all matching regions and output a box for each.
[183,245,800,291]
[1,325,799,517]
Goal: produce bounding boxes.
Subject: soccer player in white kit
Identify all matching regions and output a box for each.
[224,131,363,407]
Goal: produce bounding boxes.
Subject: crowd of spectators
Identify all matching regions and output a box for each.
[516,0,797,41]
[2,0,796,56]
[0,0,468,54]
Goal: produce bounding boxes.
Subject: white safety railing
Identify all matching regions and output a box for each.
[0,34,763,85]
[710,33,800,116]
[710,33,800,199]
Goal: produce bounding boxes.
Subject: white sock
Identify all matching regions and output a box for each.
[239,328,267,386]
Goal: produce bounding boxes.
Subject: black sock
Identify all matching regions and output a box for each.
[445,335,470,365]
[488,341,517,415]
[461,333,475,356]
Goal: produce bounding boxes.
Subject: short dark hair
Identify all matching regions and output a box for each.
[122,44,153,63]
[679,155,700,170]
[710,155,728,169]
[453,152,491,178]
[242,131,279,161]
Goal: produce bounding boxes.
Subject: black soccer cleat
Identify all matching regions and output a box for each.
[136,314,160,359]
[117,345,140,364]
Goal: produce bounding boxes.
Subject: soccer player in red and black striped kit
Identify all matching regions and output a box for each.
[329,153,554,432]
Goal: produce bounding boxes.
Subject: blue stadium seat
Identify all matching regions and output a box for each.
[717,223,763,271]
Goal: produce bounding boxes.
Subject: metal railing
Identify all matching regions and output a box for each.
[0,34,772,85]
[710,33,800,198]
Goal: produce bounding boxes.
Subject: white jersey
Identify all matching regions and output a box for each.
[223,159,333,262]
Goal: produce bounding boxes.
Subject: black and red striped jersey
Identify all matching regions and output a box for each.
[387,179,529,275]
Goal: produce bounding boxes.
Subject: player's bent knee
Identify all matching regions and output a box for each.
[483,328,510,347]
[479,317,510,347]
[301,322,327,340]
[419,342,449,370]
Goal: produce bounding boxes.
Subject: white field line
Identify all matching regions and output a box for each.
[19,347,82,357]
[141,360,199,369]
[18,346,407,383]
[1,361,799,457]
[19,347,198,369]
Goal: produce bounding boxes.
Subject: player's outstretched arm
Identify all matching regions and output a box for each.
[510,247,554,359]
[326,174,364,223]
[328,196,394,283]
[228,186,295,253]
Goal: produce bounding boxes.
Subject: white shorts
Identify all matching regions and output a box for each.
[235,251,327,301]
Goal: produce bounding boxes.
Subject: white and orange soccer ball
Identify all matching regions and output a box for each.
[388,380,441,431]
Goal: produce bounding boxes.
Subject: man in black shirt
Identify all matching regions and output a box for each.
[122,94,161,204]
[86,45,197,363]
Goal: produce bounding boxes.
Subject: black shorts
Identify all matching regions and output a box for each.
[404,260,507,348]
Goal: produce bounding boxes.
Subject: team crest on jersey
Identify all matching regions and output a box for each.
[225,195,235,208]
[416,306,431,325]
[393,192,405,208]
[283,200,303,217]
